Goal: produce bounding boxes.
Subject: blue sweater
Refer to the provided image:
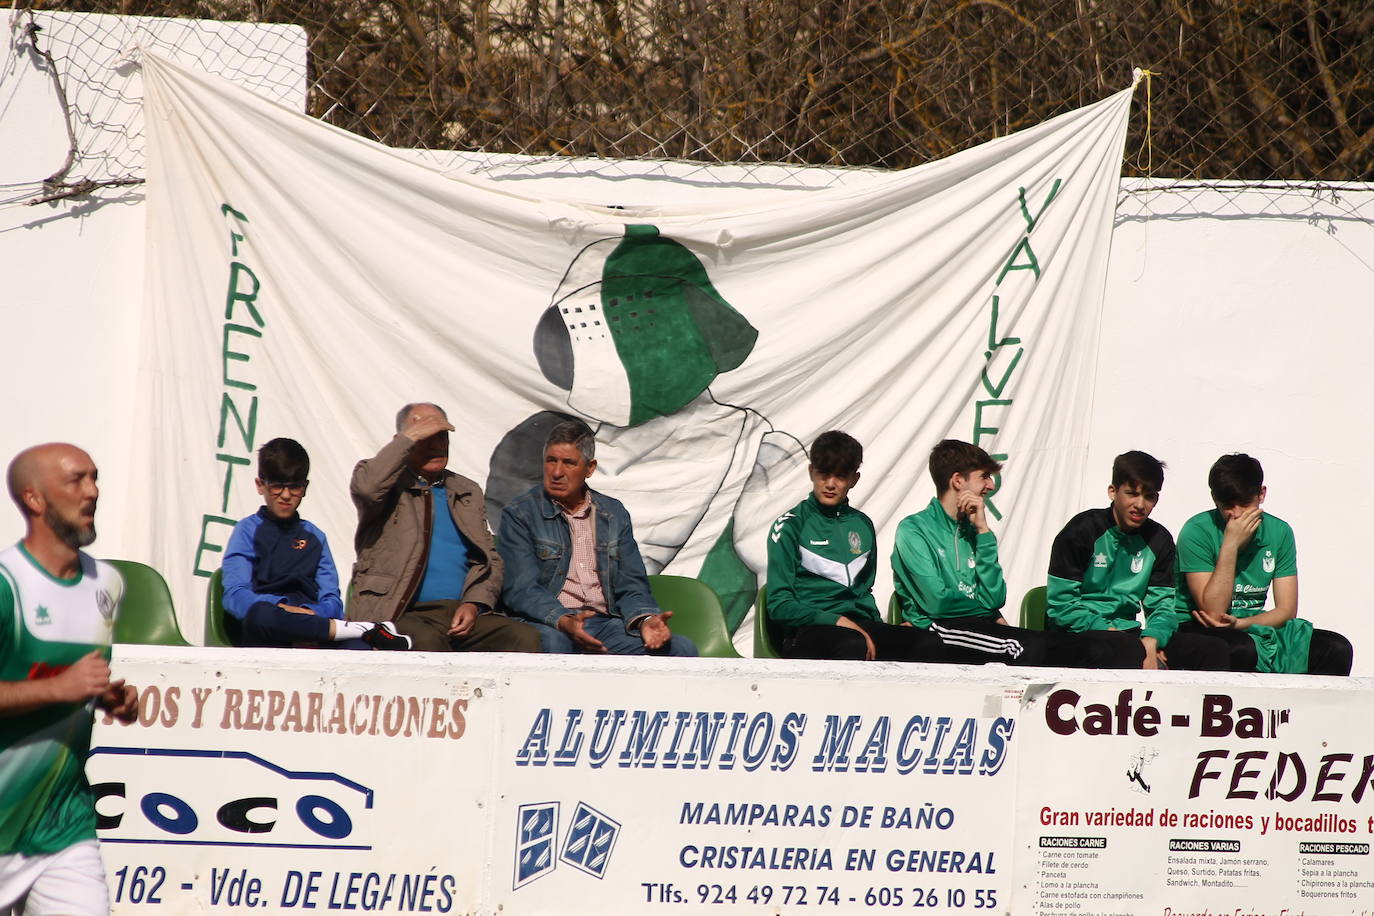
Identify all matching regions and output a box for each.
[221,508,344,620]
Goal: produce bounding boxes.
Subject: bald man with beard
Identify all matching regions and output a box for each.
[0,443,137,916]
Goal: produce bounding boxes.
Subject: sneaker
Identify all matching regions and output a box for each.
[363,621,412,651]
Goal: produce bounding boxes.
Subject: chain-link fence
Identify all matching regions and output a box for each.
[11,0,1374,197]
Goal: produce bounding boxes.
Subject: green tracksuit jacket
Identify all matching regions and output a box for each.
[891,498,1006,627]
[765,493,880,632]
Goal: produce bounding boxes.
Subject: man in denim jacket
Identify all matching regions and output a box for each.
[498,420,697,656]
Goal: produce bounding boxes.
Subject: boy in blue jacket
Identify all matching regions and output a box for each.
[221,438,409,649]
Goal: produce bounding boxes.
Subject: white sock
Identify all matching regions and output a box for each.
[333,620,372,641]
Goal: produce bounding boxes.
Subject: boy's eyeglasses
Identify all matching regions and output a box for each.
[263,481,309,496]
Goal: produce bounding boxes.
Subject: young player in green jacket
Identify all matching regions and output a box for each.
[1047,450,1228,670]
[892,440,1135,667]
[765,431,942,661]
[1175,453,1351,675]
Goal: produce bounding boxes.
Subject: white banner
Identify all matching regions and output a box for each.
[90,649,494,913]
[135,52,1133,638]
[492,667,1019,913]
[94,649,1374,915]
[1014,677,1374,915]
[94,649,1025,915]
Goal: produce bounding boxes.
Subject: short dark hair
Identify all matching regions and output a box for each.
[259,438,310,482]
[545,420,596,463]
[928,439,1002,493]
[1111,450,1165,494]
[1208,453,1264,508]
[809,431,863,477]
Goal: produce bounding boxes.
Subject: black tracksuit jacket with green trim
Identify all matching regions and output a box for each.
[1046,507,1178,646]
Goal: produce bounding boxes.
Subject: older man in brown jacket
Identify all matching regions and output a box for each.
[349,402,539,652]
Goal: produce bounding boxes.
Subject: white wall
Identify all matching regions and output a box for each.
[2,13,1369,670]
[0,11,305,642]
[1088,181,1374,671]
[0,12,148,553]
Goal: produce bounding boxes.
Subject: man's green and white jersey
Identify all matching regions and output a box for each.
[1174,510,1297,618]
[891,498,1006,627]
[0,543,121,855]
[765,493,880,632]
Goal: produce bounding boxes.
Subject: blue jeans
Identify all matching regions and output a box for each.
[526,614,697,656]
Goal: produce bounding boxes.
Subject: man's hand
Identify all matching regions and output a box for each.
[1190,605,1225,627]
[98,680,138,724]
[1141,637,1164,670]
[1222,506,1262,552]
[278,604,316,616]
[955,490,990,534]
[402,412,455,443]
[836,616,876,661]
[52,651,111,703]
[447,602,480,637]
[557,610,607,653]
[1191,607,1237,629]
[640,611,674,650]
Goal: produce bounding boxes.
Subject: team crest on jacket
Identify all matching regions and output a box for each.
[848,531,861,555]
[1130,552,1144,574]
[1262,550,1275,573]
[1093,552,1108,568]
[967,555,976,569]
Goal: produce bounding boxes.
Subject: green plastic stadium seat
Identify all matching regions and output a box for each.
[107,559,191,647]
[647,575,741,659]
[753,586,780,659]
[1019,585,1047,631]
[204,568,234,647]
[887,593,902,626]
